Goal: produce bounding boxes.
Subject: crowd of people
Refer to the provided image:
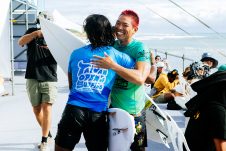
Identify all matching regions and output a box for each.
[14,9,226,151]
[146,51,226,151]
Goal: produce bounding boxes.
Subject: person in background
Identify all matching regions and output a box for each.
[155,55,161,63]
[151,69,179,103]
[146,61,165,94]
[162,58,171,73]
[0,74,9,96]
[201,52,218,68]
[184,64,226,151]
[201,52,218,75]
[18,12,57,151]
[54,14,134,151]
[92,10,150,151]
[167,62,210,110]
[155,61,165,81]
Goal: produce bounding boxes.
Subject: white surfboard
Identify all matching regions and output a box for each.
[39,17,86,74]
[164,111,190,151]
[145,93,190,151]
[52,10,86,43]
[108,108,136,151]
[52,10,83,33]
[145,94,171,148]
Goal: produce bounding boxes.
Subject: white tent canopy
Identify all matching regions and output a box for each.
[0,0,11,78]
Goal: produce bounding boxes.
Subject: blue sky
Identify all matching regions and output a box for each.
[44,0,226,36]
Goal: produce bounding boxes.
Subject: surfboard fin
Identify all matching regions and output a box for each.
[156,129,170,148]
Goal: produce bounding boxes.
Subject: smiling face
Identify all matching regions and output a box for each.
[114,15,138,45]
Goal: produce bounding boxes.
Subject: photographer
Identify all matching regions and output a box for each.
[18,12,57,151]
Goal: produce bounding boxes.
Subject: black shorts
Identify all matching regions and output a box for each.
[55,104,108,151]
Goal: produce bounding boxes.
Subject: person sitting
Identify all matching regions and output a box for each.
[151,69,179,103]
[145,61,165,93]
[167,62,210,110]
[155,61,165,81]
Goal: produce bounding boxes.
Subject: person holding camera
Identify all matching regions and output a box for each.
[18,12,57,151]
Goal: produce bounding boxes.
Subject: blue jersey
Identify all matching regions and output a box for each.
[67,45,134,112]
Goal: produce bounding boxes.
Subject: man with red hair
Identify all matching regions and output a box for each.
[93,10,150,151]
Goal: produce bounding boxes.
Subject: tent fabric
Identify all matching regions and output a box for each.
[0,0,11,78]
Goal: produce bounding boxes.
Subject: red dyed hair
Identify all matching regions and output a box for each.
[120,10,139,27]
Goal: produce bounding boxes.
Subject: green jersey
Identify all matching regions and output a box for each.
[111,39,150,114]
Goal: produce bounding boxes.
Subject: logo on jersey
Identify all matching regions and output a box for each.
[75,60,108,93]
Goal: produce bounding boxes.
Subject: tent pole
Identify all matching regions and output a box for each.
[10,0,15,95]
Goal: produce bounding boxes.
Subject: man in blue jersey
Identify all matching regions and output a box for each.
[92,10,150,151]
[54,14,134,151]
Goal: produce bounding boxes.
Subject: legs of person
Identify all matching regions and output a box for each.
[32,102,52,142]
[41,103,52,137]
[83,111,108,151]
[26,79,56,150]
[154,92,174,104]
[213,138,226,151]
[164,92,175,102]
[166,93,182,110]
[130,114,147,151]
[154,92,182,110]
[33,105,43,126]
[33,103,53,150]
[55,105,84,151]
[39,81,57,138]
[27,79,43,128]
[154,94,165,103]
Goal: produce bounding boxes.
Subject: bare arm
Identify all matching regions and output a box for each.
[18,30,43,47]
[112,61,150,85]
[145,65,156,84]
[92,53,150,85]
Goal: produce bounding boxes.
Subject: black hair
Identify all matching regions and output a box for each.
[167,69,179,80]
[155,55,161,60]
[83,14,115,49]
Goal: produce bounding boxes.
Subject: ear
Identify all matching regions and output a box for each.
[133,26,138,33]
